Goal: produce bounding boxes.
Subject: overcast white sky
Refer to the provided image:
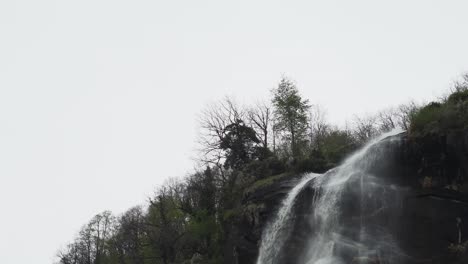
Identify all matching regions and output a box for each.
[1,0,468,263]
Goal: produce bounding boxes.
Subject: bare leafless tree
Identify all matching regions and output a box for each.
[376,108,398,132]
[197,97,244,169]
[352,115,379,144]
[396,101,418,131]
[308,105,330,150]
[452,73,468,92]
[108,206,146,264]
[355,101,418,138]
[247,101,271,149]
[57,211,116,264]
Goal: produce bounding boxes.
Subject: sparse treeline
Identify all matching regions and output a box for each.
[58,75,468,264]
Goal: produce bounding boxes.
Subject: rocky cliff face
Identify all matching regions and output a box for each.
[397,130,468,263]
[223,173,300,264]
[226,130,468,264]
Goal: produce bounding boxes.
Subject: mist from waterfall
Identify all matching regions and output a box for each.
[256,129,406,264]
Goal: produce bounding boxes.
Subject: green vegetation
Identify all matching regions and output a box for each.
[57,74,468,264]
[410,102,443,134]
[245,172,292,195]
[410,74,468,136]
[272,77,310,157]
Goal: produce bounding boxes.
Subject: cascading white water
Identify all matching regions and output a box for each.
[256,173,320,264]
[303,129,404,264]
[256,129,405,264]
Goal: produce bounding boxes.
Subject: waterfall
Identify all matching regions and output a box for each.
[256,173,320,264]
[256,129,405,264]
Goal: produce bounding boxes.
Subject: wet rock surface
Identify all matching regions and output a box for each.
[227,130,468,264]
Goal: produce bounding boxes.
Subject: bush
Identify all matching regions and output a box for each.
[410,88,468,135]
[243,156,286,180]
[244,172,292,195]
[447,89,468,104]
[320,130,357,165]
[293,149,328,173]
[410,102,443,134]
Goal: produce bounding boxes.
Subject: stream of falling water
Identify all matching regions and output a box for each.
[256,129,405,264]
[256,173,320,264]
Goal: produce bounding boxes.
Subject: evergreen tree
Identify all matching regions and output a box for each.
[272,77,310,157]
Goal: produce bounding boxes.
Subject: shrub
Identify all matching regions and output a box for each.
[243,156,286,180]
[447,89,468,104]
[410,87,468,135]
[410,102,443,134]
